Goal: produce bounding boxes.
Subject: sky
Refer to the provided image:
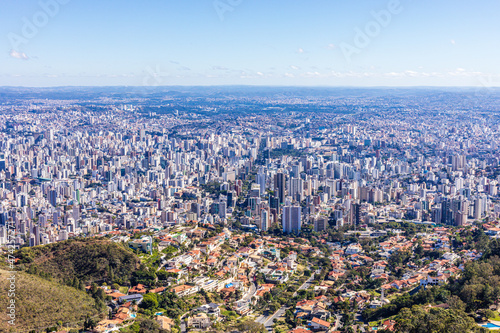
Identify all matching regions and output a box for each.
[1,0,500,87]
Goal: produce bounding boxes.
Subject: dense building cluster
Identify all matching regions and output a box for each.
[2,88,500,332]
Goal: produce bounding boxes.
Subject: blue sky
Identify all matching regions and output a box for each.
[1,0,500,87]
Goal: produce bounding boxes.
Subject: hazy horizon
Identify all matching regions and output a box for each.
[2,0,500,87]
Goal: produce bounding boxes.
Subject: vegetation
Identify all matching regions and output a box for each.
[119,316,169,333]
[15,238,140,285]
[137,291,190,318]
[0,269,102,332]
[391,305,486,333]
[200,181,227,197]
[230,319,266,333]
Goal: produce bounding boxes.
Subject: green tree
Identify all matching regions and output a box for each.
[395,305,486,333]
[141,293,159,310]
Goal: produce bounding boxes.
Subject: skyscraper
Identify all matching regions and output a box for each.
[275,171,286,205]
[290,177,303,202]
[49,189,57,207]
[282,205,301,234]
[257,168,266,196]
[261,210,269,232]
[352,203,361,225]
[314,216,327,232]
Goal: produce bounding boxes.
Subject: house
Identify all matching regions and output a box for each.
[381,319,396,331]
[129,235,153,254]
[94,319,121,332]
[196,303,221,318]
[442,252,460,263]
[187,313,212,329]
[156,315,175,331]
[249,254,263,264]
[308,317,331,331]
[220,286,237,299]
[199,241,216,254]
[129,284,147,294]
[149,286,166,294]
[288,328,311,333]
[107,291,126,301]
[345,243,363,255]
[170,284,199,297]
[420,274,448,287]
[118,294,143,304]
[390,280,406,290]
[235,300,251,315]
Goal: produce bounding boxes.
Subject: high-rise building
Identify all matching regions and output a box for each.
[227,191,235,208]
[452,154,466,171]
[352,203,361,225]
[474,196,483,220]
[261,210,269,232]
[257,168,266,196]
[32,225,40,246]
[314,216,327,232]
[73,205,80,221]
[290,177,303,202]
[432,205,442,224]
[282,205,301,234]
[275,171,286,205]
[219,201,227,219]
[49,189,57,207]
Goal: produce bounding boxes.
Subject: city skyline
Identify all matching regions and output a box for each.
[3,2,500,331]
[2,0,500,87]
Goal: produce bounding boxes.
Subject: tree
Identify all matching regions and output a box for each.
[395,305,486,333]
[235,319,266,333]
[447,295,466,311]
[141,293,159,310]
[83,315,97,330]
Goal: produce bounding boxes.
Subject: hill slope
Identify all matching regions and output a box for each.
[0,269,102,332]
[16,238,140,284]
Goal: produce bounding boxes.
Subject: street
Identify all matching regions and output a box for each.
[292,269,316,297]
[240,278,257,303]
[256,268,317,332]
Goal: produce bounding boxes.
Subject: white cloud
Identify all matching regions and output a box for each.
[297,48,304,53]
[212,66,228,70]
[9,49,29,60]
[303,71,322,78]
[326,43,335,49]
[451,39,456,45]
[290,65,300,70]
[404,70,419,77]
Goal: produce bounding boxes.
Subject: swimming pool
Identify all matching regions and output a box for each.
[482,323,500,328]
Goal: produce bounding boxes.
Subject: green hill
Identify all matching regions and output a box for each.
[15,238,140,285]
[0,269,102,333]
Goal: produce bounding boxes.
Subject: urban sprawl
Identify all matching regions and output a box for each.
[1,88,500,333]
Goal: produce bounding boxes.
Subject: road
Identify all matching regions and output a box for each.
[261,305,288,332]
[256,268,317,331]
[180,311,190,333]
[333,313,342,330]
[292,269,317,297]
[156,254,167,272]
[240,276,257,303]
